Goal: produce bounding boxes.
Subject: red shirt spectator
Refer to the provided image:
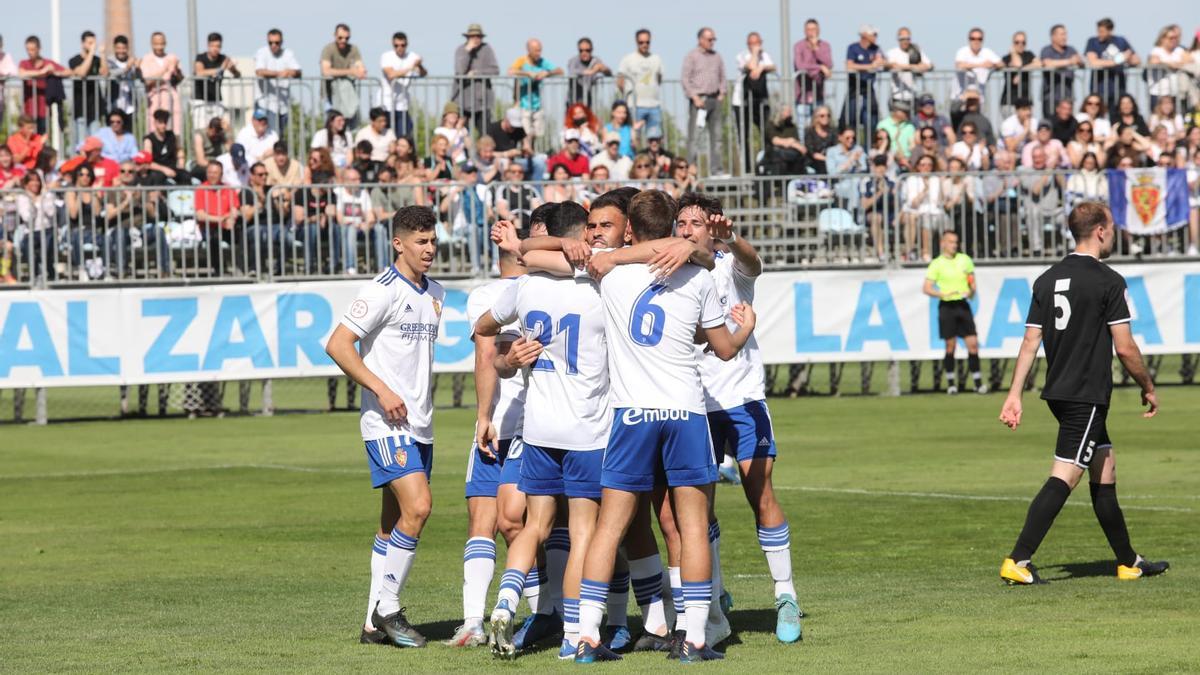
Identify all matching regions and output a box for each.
[546,132,590,177]
[59,137,123,187]
[6,116,45,170]
[17,38,66,122]
[196,163,242,230]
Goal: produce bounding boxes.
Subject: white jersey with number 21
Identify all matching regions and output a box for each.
[601,262,724,415]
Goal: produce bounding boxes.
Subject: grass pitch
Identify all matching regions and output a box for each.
[1,387,1197,672]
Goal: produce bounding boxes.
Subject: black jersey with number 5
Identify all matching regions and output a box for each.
[1024,253,1131,405]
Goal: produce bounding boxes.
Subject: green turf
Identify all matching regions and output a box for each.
[1,388,1197,672]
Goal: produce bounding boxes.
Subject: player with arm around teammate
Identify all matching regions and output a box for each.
[575,190,756,664]
[998,201,1168,584]
[324,206,443,648]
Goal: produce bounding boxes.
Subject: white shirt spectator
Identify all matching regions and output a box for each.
[235,123,279,164]
[355,125,396,163]
[732,49,774,107]
[311,128,352,168]
[0,50,15,112]
[617,51,664,108]
[335,186,374,228]
[434,125,470,164]
[1000,114,1040,152]
[953,45,1000,97]
[215,153,251,187]
[378,49,422,112]
[1074,112,1111,141]
[1148,46,1189,97]
[950,141,989,170]
[590,152,633,181]
[902,174,945,215]
[886,44,932,94]
[254,45,301,113]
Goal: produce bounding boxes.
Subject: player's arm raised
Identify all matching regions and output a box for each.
[708,213,762,277]
[1111,322,1158,418]
[701,302,757,361]
[999,325,1042,430]
[325,325,407,423]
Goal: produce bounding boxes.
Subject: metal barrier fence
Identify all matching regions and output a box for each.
[1,170,1196,286]
[3,66,1197,178]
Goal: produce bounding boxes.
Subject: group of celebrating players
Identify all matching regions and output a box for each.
[323,188,1169,664]
[325,186,798,663]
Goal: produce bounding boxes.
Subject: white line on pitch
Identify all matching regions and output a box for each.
[774,485,1194,513]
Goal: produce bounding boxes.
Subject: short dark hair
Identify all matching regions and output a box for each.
[207,32,222,43]
[676,191,722,218]
[151,109,169,124]
[628,190,676,241]
[81,31,95,41]
[1014,96,1032,109]
[529,202,560,229]
[355,140,374,153]
[335,23,351,34]
[1049,24,1064,36]
[578,37,592,48]
[273,141,289,155]
[591,187,637,215]
[369,107,387,122]
[311,170,333,184]
[392,205,437,234]
[250,161,265,173]
[1097,18,1114,31]
[805,18,819,26]
[392,32,408,42]
[267,28,283,38]
[549,201,589,237]
[1067,201,1110,241]
[26,35,40,47]
[114,35,129,46]
[635,29,651,40]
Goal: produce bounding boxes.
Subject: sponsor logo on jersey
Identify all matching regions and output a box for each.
[349,299,368,318]
[758,437,771,447]
[404,304,414,313]
[398,322,440,341]
[621,408,691,425]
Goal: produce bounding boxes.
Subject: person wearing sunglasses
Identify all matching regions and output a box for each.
[954,28,1001,100]
[1039,25,1082,119]
[617,29,664,140]
[253,29,302,134]
[568,37,611,110]
[321,23,368,128]
[95,111,138,163]
[379,31,426,139]
[1075,95,1111,143]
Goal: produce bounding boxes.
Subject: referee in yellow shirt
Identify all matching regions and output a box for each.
[923,231,986,394]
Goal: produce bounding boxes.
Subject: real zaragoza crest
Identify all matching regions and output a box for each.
[1130,173,1161,226]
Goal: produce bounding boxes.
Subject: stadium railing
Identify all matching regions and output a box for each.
[3,66,1195,178]
[3,170,1192,287]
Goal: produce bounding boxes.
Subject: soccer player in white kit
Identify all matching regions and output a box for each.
[325,206,443,648]
[575,191,756,664]
[476,202,611,660]
[674,192,802,643]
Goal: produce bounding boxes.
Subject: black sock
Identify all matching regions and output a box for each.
[1090,482,1137,567]
[968,354,981,380]
[1010,477,1072,562]
[943,354,955,381]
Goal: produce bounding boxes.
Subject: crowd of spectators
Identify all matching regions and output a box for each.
[1,18,1200,280]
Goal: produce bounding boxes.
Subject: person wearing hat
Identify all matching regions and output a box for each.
[546,128,591,178]
[914,93,955,147]
[236,108,280,164]
[589,131,633,180]
[876,96,916,167]
[454,24,500,130]
[379,31,425,138]
[433,101,470,165]
[74,135,121,186]
[216,142,251,187]
[841,24,885,132]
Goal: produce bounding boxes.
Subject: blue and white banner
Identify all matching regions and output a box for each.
[1108,168,1190,236]
[1,260,1199,387]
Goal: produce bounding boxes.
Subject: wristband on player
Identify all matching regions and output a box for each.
[715,230,738,244]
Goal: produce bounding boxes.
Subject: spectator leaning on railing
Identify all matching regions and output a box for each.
[321,24,367,126]
[733,31,775,173]
[192,32,240,131]
[141,32,183,137]
[17,35,66,136]
[106,35,139,120]
[568,37,611,110]
[509,38,562,152]
[885,27,932,102]
[842,25,885,133]
[1000,31,1038,111]
[793,19,833,132]
[616,29,665,141]
[1085,18,1139,110]
[1040,25,1082,119]
[254,29,302,134]
[954,28,1001,101]
[0,35,18,129]
[68,31,109,144]
[378,31,425,138]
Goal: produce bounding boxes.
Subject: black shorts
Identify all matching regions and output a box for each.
[937,300,977,340]
[1047,400,1112,469]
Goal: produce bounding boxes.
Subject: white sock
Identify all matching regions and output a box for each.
[563,597,580,647]
[629,554,668,635]
[579,578,608,643]
[365,534,387,630]
[463,536,496,625]
[522,566,544,614]
[543,528,570,615]
[495,568,525,617]
[669,566,686,632]
[720,453,737,471]
[758,522,797,599]
[708,522,725,622]
[376,529,419,617]
[682,580,711,647]
[607,570,630,627]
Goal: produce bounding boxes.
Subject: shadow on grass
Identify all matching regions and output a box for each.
[1040,560,1115,581]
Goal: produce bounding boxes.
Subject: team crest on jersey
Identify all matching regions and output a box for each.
[349,300,368,318]
[432,299,443,317]
[394,448,408,467]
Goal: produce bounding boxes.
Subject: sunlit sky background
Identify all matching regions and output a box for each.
[8,1,1190,78]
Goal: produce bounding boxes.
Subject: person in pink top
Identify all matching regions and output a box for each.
[141,32,183,136]
[793,19,833,132]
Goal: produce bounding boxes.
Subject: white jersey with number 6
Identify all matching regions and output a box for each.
[601,262,724,415]
[467,277,528,440]
[490,272,610,450]
[340,267,445,443]
[698,251,765,412]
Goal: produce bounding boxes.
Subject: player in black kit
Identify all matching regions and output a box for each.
[997,201,1168,585]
